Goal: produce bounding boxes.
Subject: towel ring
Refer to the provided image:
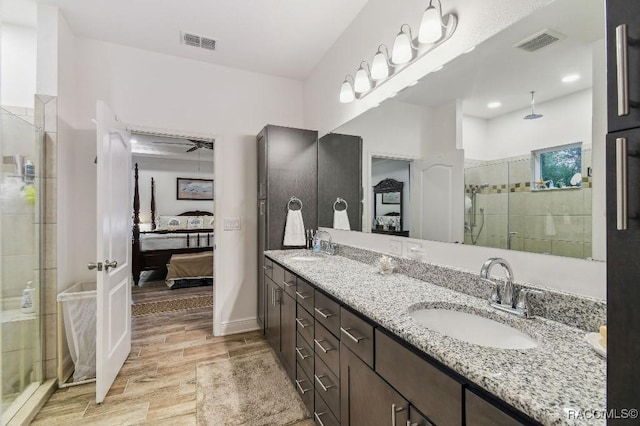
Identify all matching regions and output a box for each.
[287,196,303,211]
[333,197,348,211]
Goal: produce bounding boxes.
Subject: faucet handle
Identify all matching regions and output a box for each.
[516,289,544,318]
[481,278,500,304]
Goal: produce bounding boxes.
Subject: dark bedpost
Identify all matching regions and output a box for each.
[150,177,156,230]
[132,163,141,285]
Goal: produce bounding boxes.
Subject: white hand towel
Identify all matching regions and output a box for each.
[545,213,556,236]
[283,209,306,246]
[333,209,351,231]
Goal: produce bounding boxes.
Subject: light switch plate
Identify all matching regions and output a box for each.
[388,240,403,256]
[223,218,241,231]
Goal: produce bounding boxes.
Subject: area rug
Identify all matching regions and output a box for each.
[196,348,309,425]
[132,295,213,317]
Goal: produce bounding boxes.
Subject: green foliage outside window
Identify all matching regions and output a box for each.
[539,146,581,188]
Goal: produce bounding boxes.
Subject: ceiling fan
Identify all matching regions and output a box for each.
[152,139,214,153]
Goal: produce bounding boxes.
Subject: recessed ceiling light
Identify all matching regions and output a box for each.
[432,65,444,72]
[464,46,476,53]
[562,74,580,83]
[408,81,418,87]
[487,102,501,109]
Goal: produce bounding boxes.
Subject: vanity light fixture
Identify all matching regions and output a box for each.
[371,45,393,80]
[487,101,501,109]
[419,0,458,44]
[340,75,356,103]
[392,24,417,65]
[561,74,580,83]
[354,62,373,93]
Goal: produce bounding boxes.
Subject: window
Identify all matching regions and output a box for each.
[532,143,582,190]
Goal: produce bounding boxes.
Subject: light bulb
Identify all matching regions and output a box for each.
[392,31,413,64]
[371,51,390,80]
[354,65,372,93]
[418,5,443,43]
[340,79,355,103]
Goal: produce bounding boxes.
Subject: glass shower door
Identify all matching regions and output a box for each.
[0,108,44,423]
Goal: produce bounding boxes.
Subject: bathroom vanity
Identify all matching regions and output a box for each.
[262,249,605,426]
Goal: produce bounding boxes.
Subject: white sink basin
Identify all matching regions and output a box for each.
[288,256,321,262]
[410,308,537,350]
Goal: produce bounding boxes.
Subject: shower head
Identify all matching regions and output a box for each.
[524,91,543,120]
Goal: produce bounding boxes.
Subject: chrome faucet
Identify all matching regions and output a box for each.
[314,230,336,255]
[480,257,543,318]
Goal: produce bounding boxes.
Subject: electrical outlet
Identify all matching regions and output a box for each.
[223,218,241,231]
[388,240,403,255]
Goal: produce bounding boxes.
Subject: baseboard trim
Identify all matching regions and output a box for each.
[218,317,260,336]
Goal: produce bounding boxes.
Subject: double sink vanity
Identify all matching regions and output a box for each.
[262,247,606,426]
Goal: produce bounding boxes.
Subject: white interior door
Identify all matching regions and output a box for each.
[95,101,132,403]
[411,150,465,243]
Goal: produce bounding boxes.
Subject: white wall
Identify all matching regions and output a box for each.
[462,116,488,161]
[36,5,58,97]
[132,156,214,224]
[63,35,304,335]
[303,0,554,135]
[1,24,37,107]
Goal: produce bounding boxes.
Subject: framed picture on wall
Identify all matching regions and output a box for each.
[381,191,400,204]
[176,178,214,200]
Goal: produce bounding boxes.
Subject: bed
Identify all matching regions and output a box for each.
[132,163,214,286]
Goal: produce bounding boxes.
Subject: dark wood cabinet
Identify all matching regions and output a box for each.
[606,0,640,133]
[606,128,640,417]
[465,390,525,426]
[280,291,297,381]
[341,344,409,426]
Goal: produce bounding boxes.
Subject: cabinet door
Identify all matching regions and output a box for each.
[465,390,525,426]
[607,0,640,132]
[265,278,281,352]
[341,344,408,426]
[606,128,640,414]
[258,270,265,330]
[280,291,297,381]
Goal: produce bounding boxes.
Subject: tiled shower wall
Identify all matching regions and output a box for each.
[464,146,592,259]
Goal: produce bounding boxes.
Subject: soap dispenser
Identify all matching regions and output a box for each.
[21,281,35,314]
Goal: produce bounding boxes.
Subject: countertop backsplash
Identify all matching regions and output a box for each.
[335,244,606,332]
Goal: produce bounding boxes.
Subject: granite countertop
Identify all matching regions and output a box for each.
[265,249,606,426]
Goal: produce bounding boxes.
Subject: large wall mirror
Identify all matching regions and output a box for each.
[319,0,606,261]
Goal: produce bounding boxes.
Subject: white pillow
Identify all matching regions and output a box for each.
[207,215,215,228]
[186,216,205,229]
[157,216,186,230]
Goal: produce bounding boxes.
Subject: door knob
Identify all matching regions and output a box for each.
[104,260,118,271]
[87,262,103,271]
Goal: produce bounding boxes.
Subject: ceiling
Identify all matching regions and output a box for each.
[32,0,369,80]
[131,133,214,162]
[395,0,604,119]
[2,0,38,27]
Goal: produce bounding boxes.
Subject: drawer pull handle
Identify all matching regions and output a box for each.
[262,265,272,271]
[283,280,295,288]
[406,422,419,426]
[295,347,310,360]
[341,327,365,343]
[616,137,629,230]
[295,379,311,394]
[314,307,335,319]
[616,24,630,116]
[391,403,405,426]
[314,412,328,426]
[314,374,334,392]
[314,338,334,353]
[295,291,311,300]
[295,318,310,329]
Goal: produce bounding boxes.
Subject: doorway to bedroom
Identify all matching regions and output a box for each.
[129,131,215,317]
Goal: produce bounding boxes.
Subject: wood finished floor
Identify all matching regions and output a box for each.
[31,281,312,425]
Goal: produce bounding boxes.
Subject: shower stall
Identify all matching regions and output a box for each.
[0,108,44,423]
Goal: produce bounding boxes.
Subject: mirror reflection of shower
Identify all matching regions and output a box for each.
[466,183,489,245]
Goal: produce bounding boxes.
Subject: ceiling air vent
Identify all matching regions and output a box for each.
[181,31,217,51]
[513,29,566,52]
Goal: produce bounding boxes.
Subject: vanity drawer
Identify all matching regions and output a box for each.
[296,278,315,314]
[314,291,341,337]
[295,363,314,415]
[296,332,314,378]
[314,322,340,377]
[375,330,462,426]
[282,269,297,297]
[263,257,273,279]
[296,303,315,346]
[272,262,285,289]
[340,307,374,368]
[315,390,341,426]
[314,354,340,420]
[465,389,526,426]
